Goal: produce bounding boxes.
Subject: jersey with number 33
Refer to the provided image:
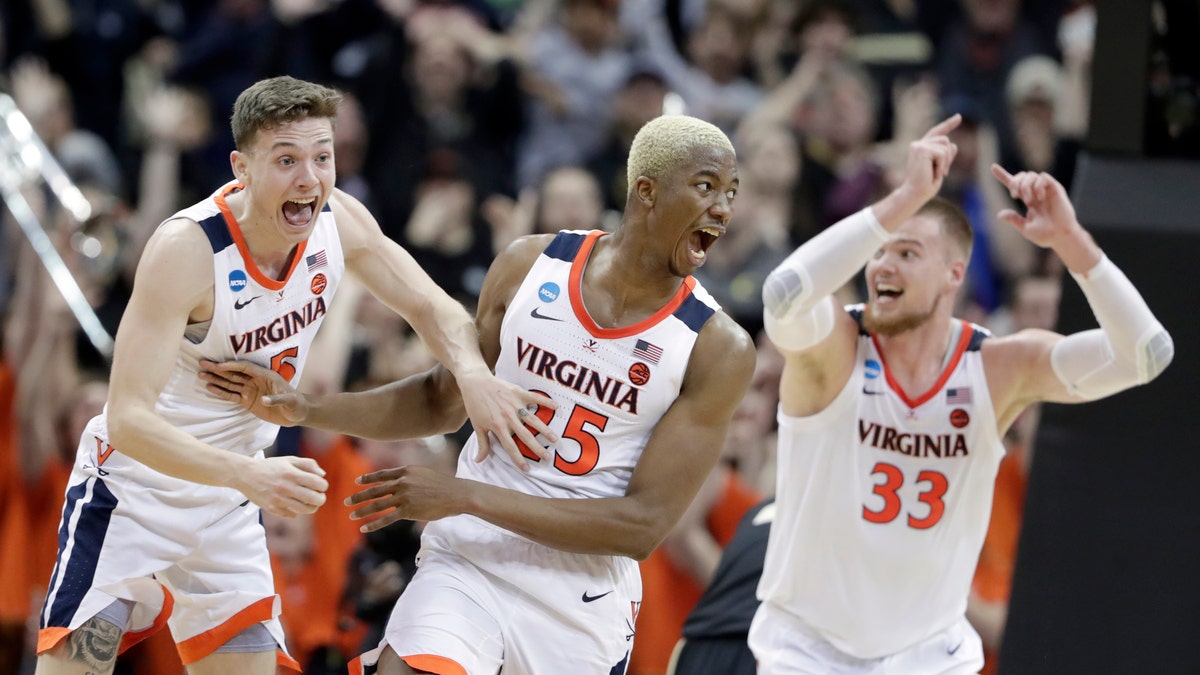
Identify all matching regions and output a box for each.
[758,305,1005,660]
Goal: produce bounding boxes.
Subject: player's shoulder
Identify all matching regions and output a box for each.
[979,327,1059,375]
[146,216,213,261]
[691,310,756,378]
[494,233,558,276]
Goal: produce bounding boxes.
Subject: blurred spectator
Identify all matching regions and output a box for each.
[484,165,608,255]
[936,0,1053,168]
[629,0,763,133]
[693,123,796,335]
[586,66,668,211]
[516,0,630,188]
[938,94,1034,319]
[667,498,775,675]
[968,274,1061,674]
[630,464,760,675]
[11,58,124,196]
[6,0,164,149]
[168,0,275,189]
[333,91,374,209]
[342,435,458,655]
[353,2,523,299]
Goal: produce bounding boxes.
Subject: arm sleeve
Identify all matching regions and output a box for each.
[762,207,889,351]
[1050,256,1174,400]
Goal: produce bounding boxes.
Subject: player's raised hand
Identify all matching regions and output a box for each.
[199,359,309,426]
[900,115,961,205]
[989,165,1079,248]
[455,368,558,472]
[236,456,329,517]
[345,465,464,532]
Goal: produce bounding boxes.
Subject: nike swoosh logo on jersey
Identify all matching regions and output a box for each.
[947,639,964,655]
[234,295,262,310]
[531,307,563,322]
[581,590,613,603]
[862,387,885,395]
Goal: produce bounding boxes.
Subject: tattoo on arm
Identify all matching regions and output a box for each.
[65,616,122,673]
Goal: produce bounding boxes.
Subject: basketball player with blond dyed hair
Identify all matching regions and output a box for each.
[752,115,1172,673]
[202,114,756,674]
[36,76,552,675]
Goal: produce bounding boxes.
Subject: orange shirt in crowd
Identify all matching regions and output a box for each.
[629,468,760,675]
[973,449,1028,675]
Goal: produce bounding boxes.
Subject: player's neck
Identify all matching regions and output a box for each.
[224,188,302,278]
[581,235,684,326]
[874,316,958,389]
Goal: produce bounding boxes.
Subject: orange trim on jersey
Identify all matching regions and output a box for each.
[403,653,470,675]
[567,231,698,339]
[277,649,302,672]
[214,183,308,292]
[176,595,276,665]
[873,319,973,409]
[348,654,366,674]
[36,627,72,654]
[118,584,175,654]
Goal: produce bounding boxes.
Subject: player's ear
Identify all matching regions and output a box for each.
[230,151,249,183]
[947,257,967,287]
[634,176,655,206]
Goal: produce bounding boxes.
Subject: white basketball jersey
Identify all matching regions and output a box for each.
[146,182,343,457]
[453,229,721,501]
[758,306,1005,659]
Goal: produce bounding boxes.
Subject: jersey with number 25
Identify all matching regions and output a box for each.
[456,230,721,500]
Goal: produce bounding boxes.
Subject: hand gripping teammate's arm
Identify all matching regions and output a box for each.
[106,220,329,517]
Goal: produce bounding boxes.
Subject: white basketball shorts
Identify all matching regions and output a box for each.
[749,601,984,675]
[352,515,641,675]
[37,415,297,669]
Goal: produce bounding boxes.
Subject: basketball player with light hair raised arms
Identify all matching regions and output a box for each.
[203,113,755,674]
[752,114,1173,673]
[36,76,553,675]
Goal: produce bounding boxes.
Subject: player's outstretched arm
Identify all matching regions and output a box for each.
[200,358,468,440]
[985,166,1173,418]
[763,115,961,352]
[107,220,328,517]
[346,313,757,559]
[333,190,557,470]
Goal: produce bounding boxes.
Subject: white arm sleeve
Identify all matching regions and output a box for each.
[1050,256,1174,400]
[762,207,889,351]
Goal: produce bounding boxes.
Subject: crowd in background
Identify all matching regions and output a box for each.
[0,0,1193,673]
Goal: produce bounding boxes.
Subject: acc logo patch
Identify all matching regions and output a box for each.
[950,408,970,428]
[311,273,327,295]
[228,269,248,292]
[628,362,651,386]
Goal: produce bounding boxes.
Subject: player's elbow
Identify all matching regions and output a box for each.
[1140,327,1174,384]
[105,404,144,453]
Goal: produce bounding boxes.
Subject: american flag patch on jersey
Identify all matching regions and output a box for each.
[946,387,973,405]
[632,339,663,364]
[306,250,327,271]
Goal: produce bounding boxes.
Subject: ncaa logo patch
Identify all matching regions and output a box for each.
[538,282,560,303]
[228,269,248,292]
[310,273,327,295]
[864,359,881,379]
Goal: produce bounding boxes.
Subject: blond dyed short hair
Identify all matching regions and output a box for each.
[626,115,735,196]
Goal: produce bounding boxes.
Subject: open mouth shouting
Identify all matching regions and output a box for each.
[282,197,318,229]
[688,225,723,266]
[874,282,903,306]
